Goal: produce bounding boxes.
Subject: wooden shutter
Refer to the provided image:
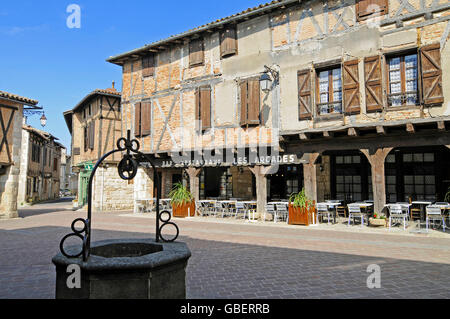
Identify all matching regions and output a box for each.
[420,43,443,106]
[298,70,313,120]
[84,127,88,152]
[247,79,261,125]
[189,39,204,67]
[364,56,383,112]
[89,121,95,150]
[141,102,151,137]
[220,26,238,58]
[357,0,388,21]
[142,55,155,77]
[201,87,212,129]
[343,60,360,115]
[135,102,142,137]
[73,147,80,156]
[0,106,16,164]
[240,82,248,126]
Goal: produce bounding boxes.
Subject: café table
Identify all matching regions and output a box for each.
[320,201,342,224]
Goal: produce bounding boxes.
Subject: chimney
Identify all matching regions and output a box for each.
[112,81,115,89]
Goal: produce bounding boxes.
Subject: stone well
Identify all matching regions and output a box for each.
[52,238,191,299]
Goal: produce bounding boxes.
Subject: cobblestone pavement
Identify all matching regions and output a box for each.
[1,199,450,299]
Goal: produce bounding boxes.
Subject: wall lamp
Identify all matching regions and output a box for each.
[259,65,280,93]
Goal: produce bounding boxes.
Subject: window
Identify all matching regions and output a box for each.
[142,55,155,77]
[195,86,211,131]
[53,158,57,172]
[135,102,151,138]
[316,67,343,115]
[240,78,261,126]
[356,0,388,21]
[88,104,91,116]
[189,38,204,68]
[84,127,88,152]
[220,26,238,58]
[387,53,419,107]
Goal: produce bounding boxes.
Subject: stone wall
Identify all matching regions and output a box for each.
[91,164,134,212]
[0,101,23,219]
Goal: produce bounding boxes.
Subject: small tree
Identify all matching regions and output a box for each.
[289,188,313,208]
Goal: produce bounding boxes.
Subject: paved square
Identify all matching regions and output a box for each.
[1,199,450,299]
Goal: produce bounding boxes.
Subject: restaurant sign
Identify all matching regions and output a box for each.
[156,153,305,168]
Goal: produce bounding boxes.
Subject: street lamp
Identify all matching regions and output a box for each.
[40,113,47,128]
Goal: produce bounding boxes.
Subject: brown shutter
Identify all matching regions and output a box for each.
[343,60,360,115]
[142,55,155,77]
[298,69,312,120]
[195,89,201,125]
[240,81,248,126]
[141,102,151,137]
[89,121,95,150]
[189,39,204,67]
[357,0,388,21]
[220,26,238,58]
[247,79,261,125]
[135,102,142,137]
[0,106,15,164]
[364,56,383,113]
[84,127,88,152]
[73,147,80,156]
[200,86,212,130]
[420,43,443,106]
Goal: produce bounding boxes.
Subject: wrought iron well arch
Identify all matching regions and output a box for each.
[59,130,179,261]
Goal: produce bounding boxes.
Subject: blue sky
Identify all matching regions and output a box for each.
[0,0,264,153]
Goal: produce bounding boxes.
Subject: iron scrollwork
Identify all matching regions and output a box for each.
[60,130,179,261]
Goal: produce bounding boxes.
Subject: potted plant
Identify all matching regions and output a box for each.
[169,183,195,218]
[288,188,316,226]
[369,213,386,227]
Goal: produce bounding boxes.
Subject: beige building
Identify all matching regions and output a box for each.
[107,0,450,215]
[18,125,64,206]
[0,91,39,219]
[63,84,134,211]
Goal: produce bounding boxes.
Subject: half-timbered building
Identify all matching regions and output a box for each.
[107,0,450,216]
[17,125,64,205]
[63,83,134,211]
[0,90,39,219]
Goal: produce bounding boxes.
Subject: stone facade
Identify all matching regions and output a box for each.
[107,0,450,214]
[0,92,38,219]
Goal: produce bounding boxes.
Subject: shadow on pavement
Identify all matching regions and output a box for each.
[0,225,449,299]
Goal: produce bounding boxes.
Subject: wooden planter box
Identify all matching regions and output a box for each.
[288,203,316,226]
[172,202,195,218]
[369,218,386,227]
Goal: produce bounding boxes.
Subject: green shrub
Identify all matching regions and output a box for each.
[289,188,313,208]
[169,182,193,207]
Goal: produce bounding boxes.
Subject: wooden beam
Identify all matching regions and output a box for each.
[406,123,415,134]
[376,126,386,135]
[299,133,310,140]
[323,131,334,138]
[438,121,446,131]
[348,128,359,137]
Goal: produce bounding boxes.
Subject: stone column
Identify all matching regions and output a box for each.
[249,166,275,217]
[361,148,393,214]
[303,153,320,203]
[185,167,201,202]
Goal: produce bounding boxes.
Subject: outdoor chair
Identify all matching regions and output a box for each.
[409,198,422,221]
[265,204,276,222]
[316,203,332,225]
[426,206,446,232]
[275,204,288,223]
[336,205,347,219]
[213,202,224,218]
[389,204,408,231]
[348,205,365,227]
[195,201,205,216]
[235,202,247,219]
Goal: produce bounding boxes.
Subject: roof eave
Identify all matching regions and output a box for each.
[106,0,299,65]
